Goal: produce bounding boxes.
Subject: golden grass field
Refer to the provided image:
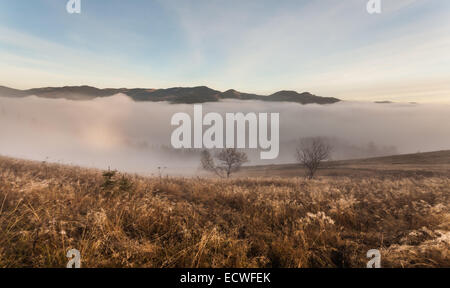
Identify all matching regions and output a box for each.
[0,151,449,268]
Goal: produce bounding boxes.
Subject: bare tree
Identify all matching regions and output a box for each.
[296,137,332,179]
[201,149,248,178]
[200,150,223,178]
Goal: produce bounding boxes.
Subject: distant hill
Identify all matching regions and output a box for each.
[241,150,450,178]
[0,85,340,104]
[338,150,450,165]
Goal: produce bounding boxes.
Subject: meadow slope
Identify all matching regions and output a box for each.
[0,155,448,268]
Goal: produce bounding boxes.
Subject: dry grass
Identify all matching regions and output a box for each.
[0,155,448,268]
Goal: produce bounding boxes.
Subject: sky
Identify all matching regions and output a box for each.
[0,0,449,102]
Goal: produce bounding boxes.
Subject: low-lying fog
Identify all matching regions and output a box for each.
[1,94,450,175]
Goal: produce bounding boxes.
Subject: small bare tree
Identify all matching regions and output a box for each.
[200,150,223,178]
[201,148,248,178]
[296,137,331,179]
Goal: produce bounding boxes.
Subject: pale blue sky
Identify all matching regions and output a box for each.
[0,0,449,102]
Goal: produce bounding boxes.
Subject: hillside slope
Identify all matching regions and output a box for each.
[0,155,448,267]
[241,150,450,178]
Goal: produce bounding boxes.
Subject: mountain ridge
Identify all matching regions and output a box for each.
[0,85,341,104]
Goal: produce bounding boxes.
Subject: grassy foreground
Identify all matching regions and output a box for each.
[0,156,448,268]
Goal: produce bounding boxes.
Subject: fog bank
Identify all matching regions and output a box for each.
[1,94,449,174]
